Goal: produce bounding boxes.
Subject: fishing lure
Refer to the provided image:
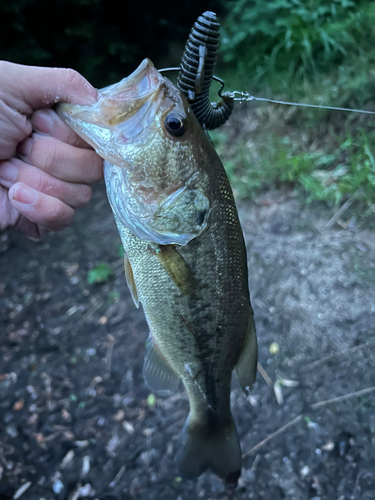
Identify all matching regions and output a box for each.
[160,11,235,130]
[177,11,234,130]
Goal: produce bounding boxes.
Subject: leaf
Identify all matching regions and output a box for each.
[87,263,114,285]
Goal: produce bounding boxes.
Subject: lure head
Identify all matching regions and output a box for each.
[57,59,212,245]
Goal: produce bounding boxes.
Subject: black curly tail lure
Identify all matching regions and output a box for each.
[176,11,234,130]
[159,11,234,131]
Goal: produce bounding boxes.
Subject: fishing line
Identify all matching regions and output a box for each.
[230,91,375,115]
[159,68,375,116]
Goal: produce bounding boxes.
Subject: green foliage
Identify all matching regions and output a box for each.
[220,0,375,93]
[146,394,156,406]
[215,0,375,208]
[108,292,120,304]
[117,244,125,259]
[0,0,225,87]
[87,262,114,285]
[300,131,375,205]
[211,127,375,207]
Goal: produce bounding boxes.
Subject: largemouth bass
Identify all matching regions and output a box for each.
[57,58,258,486]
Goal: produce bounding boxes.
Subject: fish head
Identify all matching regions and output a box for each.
[57,59,211,245]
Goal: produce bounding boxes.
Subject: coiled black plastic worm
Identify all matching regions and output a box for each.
[176,11,234,130]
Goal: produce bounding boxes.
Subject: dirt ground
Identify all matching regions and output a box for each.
[0,179,374,500]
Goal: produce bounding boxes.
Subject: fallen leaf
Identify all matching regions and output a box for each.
[13,399,24,411]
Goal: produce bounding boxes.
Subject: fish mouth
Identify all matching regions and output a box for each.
[56,58,165,161]
[100,58,162,103]
[97,58,163,126]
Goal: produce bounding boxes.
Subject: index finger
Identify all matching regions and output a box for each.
[0,61,98,115]
[31,109,93,149]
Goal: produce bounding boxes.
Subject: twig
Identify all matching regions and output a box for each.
[67,484,81,500]
[324,197,354,229]
[250,454,261,471]
[310,386,375,410]
[109,465,126,488]
[242,414,303,458]
[303,343,370,371]
[105,334,115,379]
[257,362,273,389]
[242,385,375,457]
[13,482,32,499]
[81,295,103,321]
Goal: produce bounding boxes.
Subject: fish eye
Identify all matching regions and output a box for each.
[164,113,186,137]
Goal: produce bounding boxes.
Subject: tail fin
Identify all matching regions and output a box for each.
[176,415,242,486]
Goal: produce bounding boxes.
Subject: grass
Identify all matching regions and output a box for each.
[211,0,375,209]
[211,116,375,207]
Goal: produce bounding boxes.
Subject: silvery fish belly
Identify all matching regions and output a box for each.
[57,58,258,486]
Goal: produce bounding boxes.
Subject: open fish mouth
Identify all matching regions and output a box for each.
[56,59,164,160]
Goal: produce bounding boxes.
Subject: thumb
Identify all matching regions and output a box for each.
[0,61,98,113]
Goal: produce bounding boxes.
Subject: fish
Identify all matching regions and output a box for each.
[57,58,258,486]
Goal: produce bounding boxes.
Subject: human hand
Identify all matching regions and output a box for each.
[0,61,103,238]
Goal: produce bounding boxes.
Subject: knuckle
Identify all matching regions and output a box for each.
[92,155,104,181]
[48,202,65,222]
[32,137,57,173]
[80,184,92,205]
[63,68,85,92]
[16,114,32,142]
[32,169,46,193]
[46,202,74,229]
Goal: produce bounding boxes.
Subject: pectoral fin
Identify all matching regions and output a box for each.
[156,245,196,296]
[143,337,180,394]
[124,252,139,308]
[235,318,258,395]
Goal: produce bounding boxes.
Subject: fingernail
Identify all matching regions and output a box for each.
[32,110,53,134]
[10,183,38,206]
[0,163,19,187]
[17,138,33,157]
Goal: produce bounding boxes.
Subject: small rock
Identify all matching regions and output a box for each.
[269,342,279,354]
[27,413,39,426]
[0,372,17,389]
[74,440,89,448]
[99,315,107,325]
[52,479,64,494]
[338,440,346,456]
[61,409,71,421]
[67,305,79,316]
[300,465,310,478]
[79,483,91,496]
[122,421,135,435]
[113,409,124,422]
[6,424,18,438]
[61,450,75,468]
[82,455,90,476]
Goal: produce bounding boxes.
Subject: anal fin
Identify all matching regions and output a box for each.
[124,252,139,308]
[143,337,180,395]
[235,318,258,395]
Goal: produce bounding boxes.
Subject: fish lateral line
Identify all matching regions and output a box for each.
[180,312,203,348]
